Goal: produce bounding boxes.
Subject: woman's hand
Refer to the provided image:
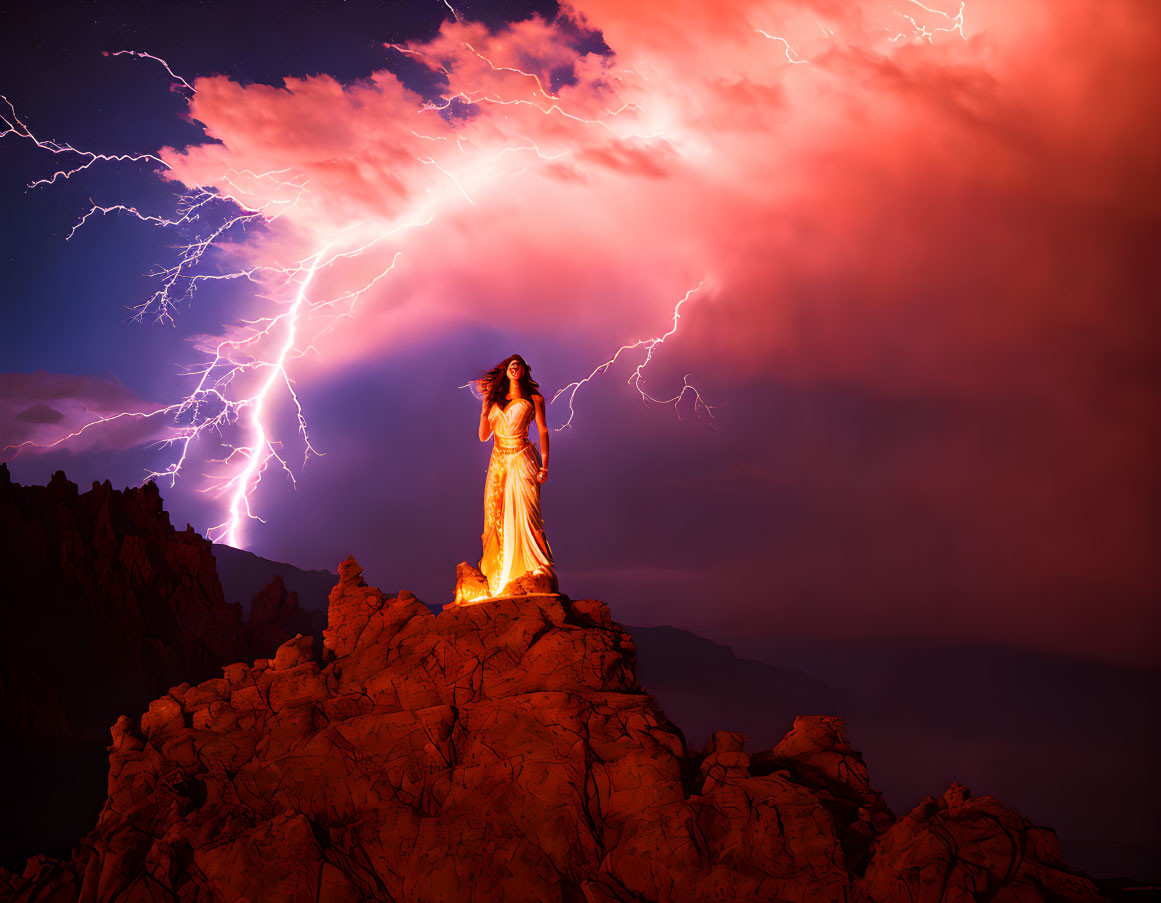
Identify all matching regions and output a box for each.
[535,467,548,484]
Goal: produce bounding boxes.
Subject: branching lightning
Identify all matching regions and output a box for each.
[1,94,170,188]
[889,0,966,43]
[0,38,695,546]
[104,50,198,93]
[756,0,965,64]
[755,30,809,65]
[3,3,968,546]
[553,282,712,431]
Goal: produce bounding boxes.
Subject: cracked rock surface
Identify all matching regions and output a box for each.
[1,554,1103,902]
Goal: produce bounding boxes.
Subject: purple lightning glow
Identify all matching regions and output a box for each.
[2,0,974,547]
[0,36,709,546]
[553,281,712,431]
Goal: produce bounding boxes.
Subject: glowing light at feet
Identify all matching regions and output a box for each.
[553,281,712,431]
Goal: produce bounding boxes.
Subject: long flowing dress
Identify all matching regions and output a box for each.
[479,397,555,596]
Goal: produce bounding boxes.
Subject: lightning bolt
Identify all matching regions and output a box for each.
[4,3,967,546]
[0,40,684,547]
[1,94,169,188]
[755,30,810,65]
[438,0,464,24]
[392,37,643,132]
[553,281,712,431]
[212,245,330,543]
[889,0,966,43]
[104,50,197,93]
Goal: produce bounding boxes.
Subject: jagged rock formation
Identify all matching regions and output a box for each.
[0,466,319,868]
[859,782,1097,902]
[0,554,1103,902]
[248,573,320,660]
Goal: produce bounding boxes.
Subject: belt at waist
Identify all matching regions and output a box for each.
[493,441,531,456]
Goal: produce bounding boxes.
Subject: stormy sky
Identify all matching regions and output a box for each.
[2,0,1158,667]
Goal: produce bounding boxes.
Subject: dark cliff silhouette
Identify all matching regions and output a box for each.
[0,465,320,868]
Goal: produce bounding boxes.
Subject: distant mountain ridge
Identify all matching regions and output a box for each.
[211,543,340,618]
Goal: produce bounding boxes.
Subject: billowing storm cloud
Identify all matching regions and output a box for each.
[6,0,1157,663]
[156,0,1156,389]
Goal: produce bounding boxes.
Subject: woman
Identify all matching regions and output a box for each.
[471,354,556,598]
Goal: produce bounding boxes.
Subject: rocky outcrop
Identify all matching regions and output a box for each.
[0,466,320,868]
[860,783,1103,902]
[248,574,320,659]
[751,715,891,874]
[0,554,1104,903]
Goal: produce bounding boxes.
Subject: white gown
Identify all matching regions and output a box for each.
[479,398,554,596]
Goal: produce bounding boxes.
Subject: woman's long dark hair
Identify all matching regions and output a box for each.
[480,354,541,410]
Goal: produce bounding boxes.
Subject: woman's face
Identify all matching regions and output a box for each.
[507,359,524,381]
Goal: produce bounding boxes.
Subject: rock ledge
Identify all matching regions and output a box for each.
[0,554,1103,903]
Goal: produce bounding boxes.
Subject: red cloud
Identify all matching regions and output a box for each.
[84,0,1155,633]
[151,0,1156,397]
[0,372,169,457]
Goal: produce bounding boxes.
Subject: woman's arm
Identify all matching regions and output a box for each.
[533,394,549,483]
[479,395,493,442]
